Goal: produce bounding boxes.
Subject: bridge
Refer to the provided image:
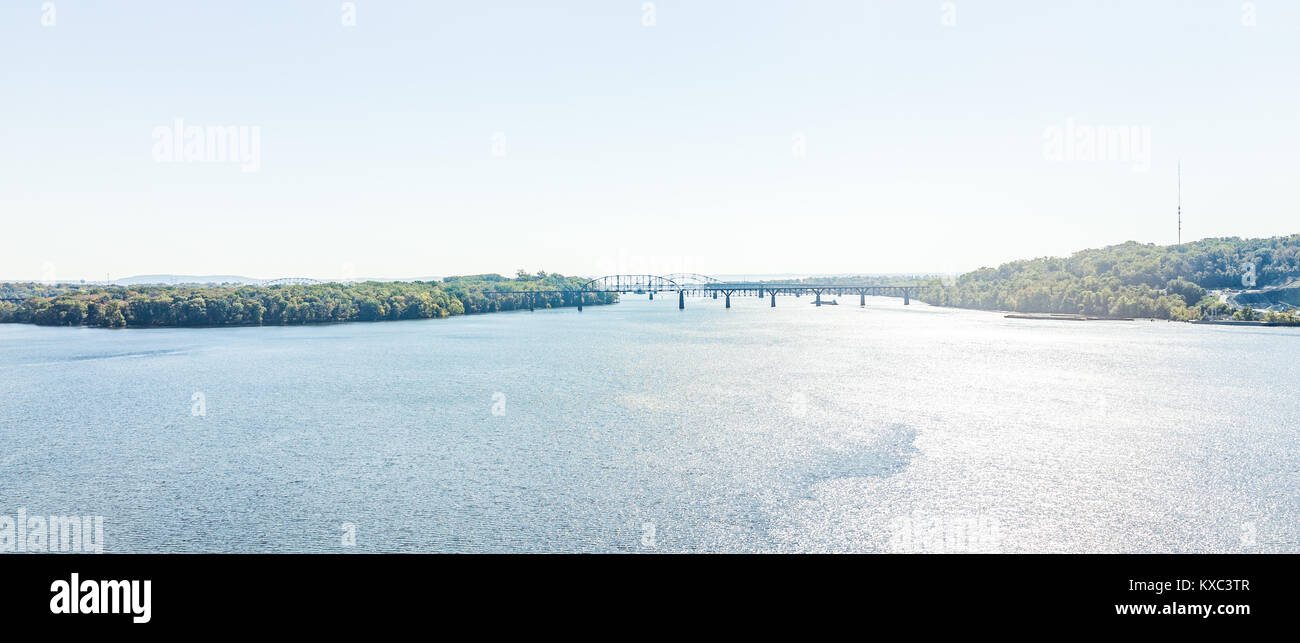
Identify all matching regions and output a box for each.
[488,274,921,312]
[258,277,325,286]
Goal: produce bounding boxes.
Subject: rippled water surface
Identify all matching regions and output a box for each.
[1,296,1296,552]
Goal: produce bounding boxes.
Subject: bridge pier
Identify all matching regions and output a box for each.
[528,293,534,312]
[577,292,583,312]
[771,290,776,307]
[712,291,717,300]
[724,291,732,308]
[860,292,865,307]
[649,291,653,301]
[679,290,684,310]
[815,290,822,307]
[903,289,910,306]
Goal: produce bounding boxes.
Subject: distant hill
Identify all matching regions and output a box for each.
[109,274,445,286]
[112,274,260,286]
[929,234,1300,319]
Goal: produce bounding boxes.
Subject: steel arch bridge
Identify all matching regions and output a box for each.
[579,274,682,293]
[661,273,720,285]
[259,277,326,286]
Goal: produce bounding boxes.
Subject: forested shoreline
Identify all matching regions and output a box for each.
[9,235,1300,328]
[923,235,1300,323]
[0,272,615,328]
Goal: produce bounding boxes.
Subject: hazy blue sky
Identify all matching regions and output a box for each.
[2,1,1297,281]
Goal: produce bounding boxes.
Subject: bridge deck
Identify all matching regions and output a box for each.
[485,280,920,310]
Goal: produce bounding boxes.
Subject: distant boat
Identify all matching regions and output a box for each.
[811,299,838,305]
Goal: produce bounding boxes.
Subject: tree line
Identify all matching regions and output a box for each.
[0,272,615,328]
[922,235,1300,320]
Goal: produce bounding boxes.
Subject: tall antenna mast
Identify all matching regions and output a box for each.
[1177,160,1182,245]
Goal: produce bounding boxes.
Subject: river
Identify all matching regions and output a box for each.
[1,296,1295,552]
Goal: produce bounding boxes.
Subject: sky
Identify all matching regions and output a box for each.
[2,1,1298,282]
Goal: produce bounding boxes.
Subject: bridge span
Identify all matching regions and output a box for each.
[488,274,921,312]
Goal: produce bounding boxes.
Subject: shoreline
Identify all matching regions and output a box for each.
[924,302,1300,328]
[1188,319,1300,327]
[1002,313,1135,322]
[0,300,613,330]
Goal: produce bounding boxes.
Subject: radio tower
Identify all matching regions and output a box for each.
[1177,160,1182,245]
